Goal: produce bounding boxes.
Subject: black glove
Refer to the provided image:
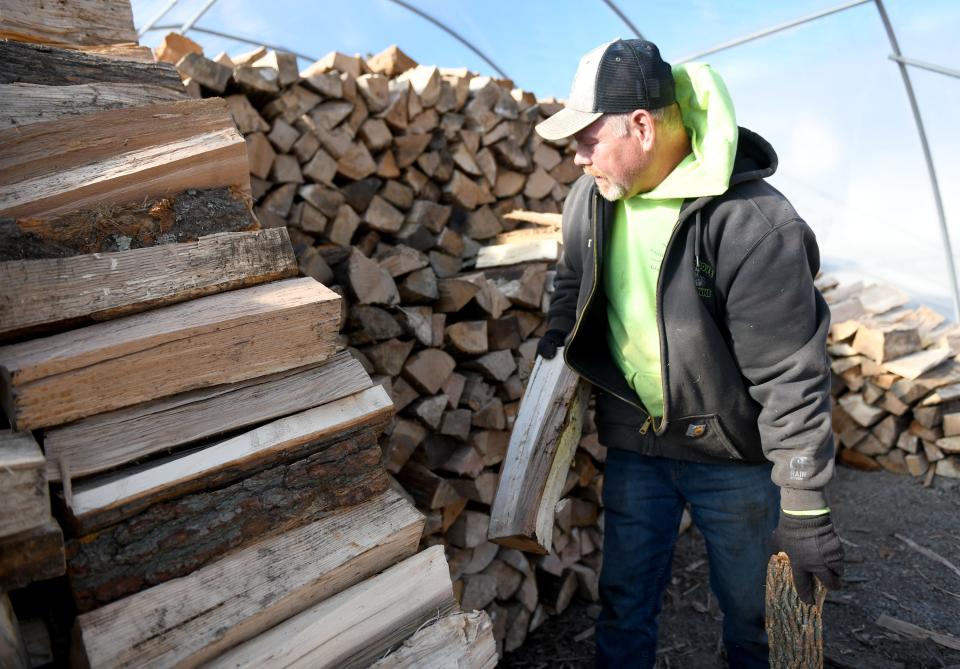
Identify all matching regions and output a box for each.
[536,329,568,360]
[771,511,844,605]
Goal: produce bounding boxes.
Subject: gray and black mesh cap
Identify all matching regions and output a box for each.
[535,38,676,141]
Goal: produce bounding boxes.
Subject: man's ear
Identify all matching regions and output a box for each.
[629,109,656,150]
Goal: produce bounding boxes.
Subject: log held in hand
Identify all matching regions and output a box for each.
[488,348,589,553]
[765,551,826,669]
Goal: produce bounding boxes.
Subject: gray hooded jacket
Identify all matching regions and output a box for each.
[548,127,835,512]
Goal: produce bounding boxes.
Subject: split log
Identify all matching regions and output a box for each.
[346,306,402,347]
[0,98,249,219]
[365,338,416,376]
[176,52,232,94]
[410,395,448,430]
[448,511,491,549]
[858,284,910,315]
[231,65,280,96]
[851,323,921,368]
[838,447,882,471]
[436,278,480,312]
[0,277,341,430]
[337,142,378,181]
[0,430,48,537]
[765,552,825,669]
[0,593,29,669]
[884,348,952,380]
[155,32,203,65]
[67,429,390,611]
[0,186,258,263]
[465,349,517,383]
[0,82,186,127]
[0,40,183,91]
[376,612,498,669]
[407,200,451,233]
[891,360,960,405]
[73,489,424,669]
[379,246,429,277]
[65,384,393,535]
[205,546,455,669]
[0,228,296,341]
[446,321,489,355]
[460,573,498,611]
[343,248,400,305]
[45,351,370,481]
[450,471,499,505]
[367,45,418,79]
[382,418,428,473]
[365,194,405,234]
[245,132,277,179]
[489,349,590,553]
[484,560,524,600]
[0,519,64,591]
[837,393,885,428]
[403,348,456,394]
[0,0,136,46]
[253,50,299,87]
[396,461,463,509]
[440,409,473,442]
[476,238,561,269]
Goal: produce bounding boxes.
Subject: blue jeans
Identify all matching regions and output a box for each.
[596,448,780,669]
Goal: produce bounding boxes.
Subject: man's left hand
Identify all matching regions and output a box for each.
[771,511,844,605]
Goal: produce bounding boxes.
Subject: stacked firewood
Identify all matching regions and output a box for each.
[167,37,608,653]
[820,276,960,481]
[0,5,495,667]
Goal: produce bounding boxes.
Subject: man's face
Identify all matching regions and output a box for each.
[573,115,651,201]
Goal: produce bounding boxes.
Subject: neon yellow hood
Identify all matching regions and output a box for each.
[643,62,739,200]
[604,63,738,417]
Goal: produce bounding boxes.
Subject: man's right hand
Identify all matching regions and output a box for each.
[536,329,568,359]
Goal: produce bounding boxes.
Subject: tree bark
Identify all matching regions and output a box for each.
[765,552,826,669]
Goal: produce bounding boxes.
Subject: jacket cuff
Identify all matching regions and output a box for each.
[779,487,827,512]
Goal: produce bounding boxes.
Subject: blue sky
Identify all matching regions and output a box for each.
[132,0,960,316]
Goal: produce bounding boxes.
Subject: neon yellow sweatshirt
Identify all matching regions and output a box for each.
[604,63,739,417]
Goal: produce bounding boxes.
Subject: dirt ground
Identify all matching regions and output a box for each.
[501,465,960,669]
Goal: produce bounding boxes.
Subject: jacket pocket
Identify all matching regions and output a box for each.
[668,414,744,461]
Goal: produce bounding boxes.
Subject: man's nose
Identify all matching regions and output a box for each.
[574,150,590,167]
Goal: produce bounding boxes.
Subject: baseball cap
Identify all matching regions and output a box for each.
[535,39,676,141]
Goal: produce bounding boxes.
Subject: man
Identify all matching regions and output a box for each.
[534,39,844,668]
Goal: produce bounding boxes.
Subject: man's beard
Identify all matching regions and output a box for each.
[586,171,628,201]
[596,179,627,201]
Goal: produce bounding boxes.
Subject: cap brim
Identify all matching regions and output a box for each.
[535,107,603,141]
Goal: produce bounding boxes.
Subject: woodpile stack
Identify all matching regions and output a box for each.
[168,37,607,654]
[820,276,960,482]
[0,5,493,667]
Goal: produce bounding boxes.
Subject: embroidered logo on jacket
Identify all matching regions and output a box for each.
[789,455,814,481]
[685,423,707,438]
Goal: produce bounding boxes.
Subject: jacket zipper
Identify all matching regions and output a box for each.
[652,208,695,434]
[564,190,651,423]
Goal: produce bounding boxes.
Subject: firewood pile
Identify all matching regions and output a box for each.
[164,34,607,654]
[821,276,960,481]
[0,3,495,667]
[4,1,957,664]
